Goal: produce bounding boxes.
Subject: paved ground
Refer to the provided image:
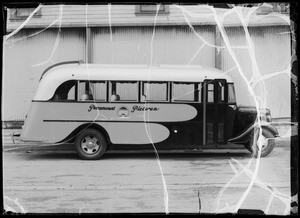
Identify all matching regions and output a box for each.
[3,136,291,215]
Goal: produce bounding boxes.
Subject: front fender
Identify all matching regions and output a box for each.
[228,122,279,144]
[261,123,279,137]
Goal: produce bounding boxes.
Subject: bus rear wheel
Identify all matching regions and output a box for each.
[246,128,275,158]
[75,129,107,160]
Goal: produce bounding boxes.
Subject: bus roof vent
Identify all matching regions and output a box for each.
[39,60,84,81]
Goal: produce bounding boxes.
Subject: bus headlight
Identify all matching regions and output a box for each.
[260,113,272,122]
[266,114,272,122]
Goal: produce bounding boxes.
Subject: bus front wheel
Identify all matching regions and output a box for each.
[75,129,107,160]
[246,128,275,158]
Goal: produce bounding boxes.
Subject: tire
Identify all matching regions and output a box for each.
[75,129,107,160]
[246,128,276,158]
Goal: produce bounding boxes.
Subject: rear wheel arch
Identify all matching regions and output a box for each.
[64,123,111,146]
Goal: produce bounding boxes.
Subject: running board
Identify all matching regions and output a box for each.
[105,149,249,154]
[106,144,247,154]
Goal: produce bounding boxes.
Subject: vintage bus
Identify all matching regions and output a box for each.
[20,61,279,160]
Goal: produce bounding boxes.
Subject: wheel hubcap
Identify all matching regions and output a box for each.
[257,134,268,151]
[81,135,100,154]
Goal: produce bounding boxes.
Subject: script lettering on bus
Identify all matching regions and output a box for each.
[131,105,159,113]
[88,104,116,112]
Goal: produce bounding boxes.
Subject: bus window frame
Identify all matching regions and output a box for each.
[109,80,139,103]
[140,81,170,103]
[78,80,107,102]
[171,82,201,103]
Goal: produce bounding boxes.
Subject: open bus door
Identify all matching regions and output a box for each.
[202,79,227,145]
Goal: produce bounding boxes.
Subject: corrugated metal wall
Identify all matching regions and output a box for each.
[3,28,86,121]
[6,5,219,31]
[7,5,289,31]
[220,26,291,118]
[91,26,216,65]
[3,24,291,121]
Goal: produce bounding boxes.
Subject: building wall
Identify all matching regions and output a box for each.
[2,25,216,121]
[3,28,86,121]
[92,25,215,65]
[221,26,291,118]
[6,5,289,31]
[2,24,291,121]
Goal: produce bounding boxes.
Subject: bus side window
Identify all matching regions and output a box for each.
[78,81,95,101]
[207,83,214,103]
[228,83,236,103]
[218,82,225,102]
[90,81,106,101]
[141,82,168,102]
[172,82,199,102]
[50,80,76,101]
[110,81,138,102]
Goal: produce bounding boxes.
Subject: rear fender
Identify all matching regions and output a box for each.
[58,123,111,145]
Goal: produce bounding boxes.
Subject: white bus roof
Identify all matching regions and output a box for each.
[34,62,233,100]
